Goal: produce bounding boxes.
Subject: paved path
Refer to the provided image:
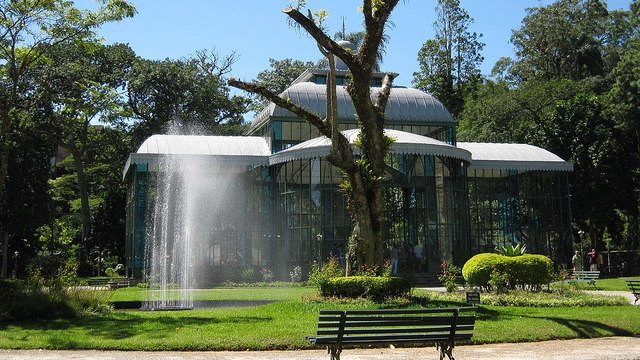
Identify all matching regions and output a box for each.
[1,336,639,359]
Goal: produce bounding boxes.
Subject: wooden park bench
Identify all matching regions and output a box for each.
[87,278,130,289]
[306,307,476,360]
[569,270,600,288]
[626,280,640,305]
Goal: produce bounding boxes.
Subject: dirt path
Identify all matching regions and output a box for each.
[1,336,639,360]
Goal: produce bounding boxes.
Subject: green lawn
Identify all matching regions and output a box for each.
[0,300,638,351]
[0,277,637,351]
[110,285,316,302]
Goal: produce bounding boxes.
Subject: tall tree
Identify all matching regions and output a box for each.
[127,50,248,146]
[41,42,135,256]
[606,4,640,250]
[510,0,609,82]
[231,1,399,273]
[0,0,136,278]
[545,94,632,250]
[412,0,484,118]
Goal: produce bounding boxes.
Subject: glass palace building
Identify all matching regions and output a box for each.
[123,66,573,281]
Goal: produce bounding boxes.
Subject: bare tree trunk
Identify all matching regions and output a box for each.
[69,143,92,250]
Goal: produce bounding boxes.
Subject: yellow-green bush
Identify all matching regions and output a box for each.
[462,253,502,287]
[462,253,553,290]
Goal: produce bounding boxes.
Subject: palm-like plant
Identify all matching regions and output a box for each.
[496,244,527,257]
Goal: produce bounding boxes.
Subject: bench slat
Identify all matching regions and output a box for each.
[319,308,476,315]
[310,332,474,344]
[318,319,474,328]
[317,324,476,336]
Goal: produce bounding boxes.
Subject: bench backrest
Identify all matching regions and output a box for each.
[316,308,476,345]
[626,280,640,292]
[573,271,599,280]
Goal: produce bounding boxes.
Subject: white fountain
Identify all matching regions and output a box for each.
[140,132,241,310]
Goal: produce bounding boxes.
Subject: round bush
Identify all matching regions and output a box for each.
[462,253,503,287]
[462,253,553,290]
[509,254,554,287]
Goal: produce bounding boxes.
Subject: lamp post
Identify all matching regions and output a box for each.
[578,230,585,270]
[316,233,323,271]
[13,251,18,278]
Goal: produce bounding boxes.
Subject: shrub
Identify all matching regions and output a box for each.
[260,267,273,282]
[438,260,461,292]
[308,257,343,289]
[0,279,113,321]
[319,276,412,301]
[462,253,502,288]
[463,253,553,291]
[509,254,554,289]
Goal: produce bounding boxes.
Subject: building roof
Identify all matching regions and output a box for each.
[123,135,574,179]
[136,134,270,157]
[122,135,270,178]
[250,82,454,133]
[456,142,573,172]
[269,129,472,165]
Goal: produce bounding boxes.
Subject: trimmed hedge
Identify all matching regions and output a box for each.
[462,253,554,290]
[319,276,412,300]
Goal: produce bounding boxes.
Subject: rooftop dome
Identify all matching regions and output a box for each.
[250,82,454,133]
[335,40,356,70]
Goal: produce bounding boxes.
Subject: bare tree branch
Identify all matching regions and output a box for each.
[228,78,330,135]
[283,7,356,70]
[374,72,397,120]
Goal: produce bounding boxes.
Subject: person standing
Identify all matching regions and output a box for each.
[413,243,422,272]
[390,245,399,274]
[571,250,582,272]
[588,248,598,271]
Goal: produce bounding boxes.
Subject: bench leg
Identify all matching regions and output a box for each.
[436,342,455,360]
[327,345,341,360]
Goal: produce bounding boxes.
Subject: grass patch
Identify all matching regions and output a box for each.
[0,298,638,350]
[586,276,639,291]
[0,278,638,351]
[110,286,316,302]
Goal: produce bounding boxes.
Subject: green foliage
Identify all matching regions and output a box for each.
[438,259,461,292]
[260,267,274,282]
[249,58,317,113]
[510,0,609,82]
[488,268,510,294]
[105,264,123,279]
[319,276,412,301]
[0,279,113,321]
[462,253,553,291]
[127,52,249,146]
[308,257,343,289]
[412,0,484,118]
[495,243,527,256]
[462,253,501,287]
[479,290,629,307]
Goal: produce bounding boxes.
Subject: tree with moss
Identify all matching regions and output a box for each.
[230,1,399,274]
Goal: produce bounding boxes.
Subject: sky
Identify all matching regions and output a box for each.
[75,0,633,88]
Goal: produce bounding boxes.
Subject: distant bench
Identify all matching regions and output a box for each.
[626,280,640,305]
[306,307,476,360]
[569,270,600,288]
[87,278,131,288]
